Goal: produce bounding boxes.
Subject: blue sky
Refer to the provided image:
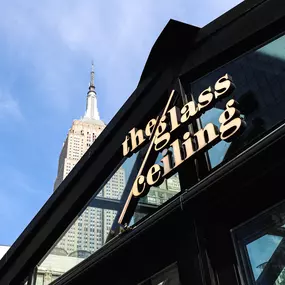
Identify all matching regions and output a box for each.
[0,0,242,246]
[247,235,282,280]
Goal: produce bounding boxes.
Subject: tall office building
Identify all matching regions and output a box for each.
[54,63,105,191]
[54,64,125,255]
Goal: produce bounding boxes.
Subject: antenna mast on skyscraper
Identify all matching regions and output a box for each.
[89,60,95,91]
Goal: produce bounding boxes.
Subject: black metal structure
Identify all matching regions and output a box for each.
[2,0,285,284]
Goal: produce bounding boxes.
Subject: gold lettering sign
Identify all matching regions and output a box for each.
[119,74,246,225]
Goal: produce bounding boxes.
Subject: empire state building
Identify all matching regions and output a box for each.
[54,63,106,191]
[53,64,125,255]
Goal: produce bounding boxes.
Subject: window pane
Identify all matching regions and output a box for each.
[190,33,285,169]
[130,173,180,226]
[35,156,135,284]
[247,235,283,281]
[233,200,285,285]
[144,174,180,206]
[128,93,185,226]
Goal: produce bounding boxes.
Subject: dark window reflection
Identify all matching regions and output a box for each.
[233,201,285,285]
[190,33,285,168]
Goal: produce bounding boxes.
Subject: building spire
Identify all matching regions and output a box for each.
[89,61,95,91]
[84,61,100,120]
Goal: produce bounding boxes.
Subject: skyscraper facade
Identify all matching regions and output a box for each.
[54,64,125,255]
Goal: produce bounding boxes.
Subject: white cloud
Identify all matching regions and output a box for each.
[0,0,242,121]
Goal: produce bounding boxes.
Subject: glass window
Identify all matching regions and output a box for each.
[125,92,184,226]
[35,156,136,284]
[232,200,285,285]
[189,33,285,170]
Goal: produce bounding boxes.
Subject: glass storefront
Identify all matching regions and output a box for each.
[35,140,183,284]
[36,30,285,285]
[35,157,135,284]
[190,33,285,169]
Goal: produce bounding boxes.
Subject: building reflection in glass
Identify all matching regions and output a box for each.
[190,33,285,169]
